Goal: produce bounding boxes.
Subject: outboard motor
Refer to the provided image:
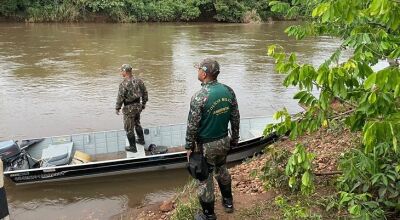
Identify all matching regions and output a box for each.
[0,140,30,171]
[0,140,21,163]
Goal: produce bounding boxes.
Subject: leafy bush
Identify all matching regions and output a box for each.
[258,145,291,190]
[214,0,247,22]
[285,144,315,195]
[265,0,400,218]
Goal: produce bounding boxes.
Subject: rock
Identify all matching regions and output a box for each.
[160,200,174,212]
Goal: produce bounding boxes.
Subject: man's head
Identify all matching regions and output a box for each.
[120,64,133,77]
[194,58,220,82]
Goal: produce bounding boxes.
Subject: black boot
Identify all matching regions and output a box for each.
[194,200,216,220]
[125,134,137,153]
[135,127,145,145]
[218,181,234,213]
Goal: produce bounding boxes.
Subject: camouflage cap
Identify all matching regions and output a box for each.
[120,64,132,72]
[194,58,220,76]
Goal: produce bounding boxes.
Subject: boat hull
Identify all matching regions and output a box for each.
[4,133,277,185]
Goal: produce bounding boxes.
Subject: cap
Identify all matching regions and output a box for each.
[120,64,132,72]
[194,58,220,75]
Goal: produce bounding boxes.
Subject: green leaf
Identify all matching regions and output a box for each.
[382,175,388,186]
[371,174,381,185]
[328,71,334,88]
[394,85,400,98]
[368,92,377,104]
[320,91,330,110]
[301,171,311,186]
[289,53,297,63]
[339,192,352,204]
[364,73,376,89]
[389,47,400,59]
[390,123,398,152]
[288,176,296,188]
[293,91,307,99]
[297,154,303,163]
[268,45,276,56]
[349,204,361,216]
[369,0,382,15]
[312,2,330,17]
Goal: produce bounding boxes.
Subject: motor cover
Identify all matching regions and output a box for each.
[0,140,21,162]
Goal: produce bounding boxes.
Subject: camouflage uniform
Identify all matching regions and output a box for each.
[116,76,148,148]
[186,78,240,207]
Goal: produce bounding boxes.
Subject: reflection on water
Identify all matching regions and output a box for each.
[0,22,343,219]
[6,170,189,219]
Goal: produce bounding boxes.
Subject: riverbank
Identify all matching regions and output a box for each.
[113,125,357,219]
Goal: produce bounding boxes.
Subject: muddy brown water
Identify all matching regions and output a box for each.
[0,22,343,219]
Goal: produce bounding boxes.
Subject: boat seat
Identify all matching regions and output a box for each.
[41,142,74,167]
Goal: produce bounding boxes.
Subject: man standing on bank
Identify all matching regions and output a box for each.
[116,64,148,152]
[186,58,240,220]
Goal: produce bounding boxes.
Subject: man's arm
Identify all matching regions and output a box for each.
[139,79,148,107]
[115,83,125,111]
[185,93,204,150]
[229,88,240,145]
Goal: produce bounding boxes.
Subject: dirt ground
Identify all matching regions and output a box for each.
[113,126,356,220]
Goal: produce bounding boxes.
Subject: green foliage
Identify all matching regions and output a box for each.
[285,144,315,195]
[266,0,400,218]
[337,144,400,217]
[214,0,247,22]
[258,145,291,190]
[275,196,322,219]
[269,0,320,20]
[338,192,385,219]
[0,0,280,23]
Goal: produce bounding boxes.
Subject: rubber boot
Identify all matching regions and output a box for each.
[125,134,137,153]
[218,181,233,213]
[135,127,145,145]
[194,200,216,220]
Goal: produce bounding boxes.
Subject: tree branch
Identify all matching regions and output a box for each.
[329,109,356,120]
[315,171,342,176]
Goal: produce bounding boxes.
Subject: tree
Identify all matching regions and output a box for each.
[264,0,400,218]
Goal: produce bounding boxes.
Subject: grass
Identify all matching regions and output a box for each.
[170,179,200,220]
[238,201,272,219]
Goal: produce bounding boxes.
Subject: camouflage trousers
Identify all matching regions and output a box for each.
[197,136,231,203]
[122,103,143,141]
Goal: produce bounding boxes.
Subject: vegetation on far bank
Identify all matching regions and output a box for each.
[0,0,289,23]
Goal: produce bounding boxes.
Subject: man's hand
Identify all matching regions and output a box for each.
[115,109,120,115]
[186,150,192,162]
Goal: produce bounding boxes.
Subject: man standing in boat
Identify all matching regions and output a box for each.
[116,64,148,153]
[186,58,240,220]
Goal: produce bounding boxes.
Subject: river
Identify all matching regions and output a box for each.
[0,22,343,219]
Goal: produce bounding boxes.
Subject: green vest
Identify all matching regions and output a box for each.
[198,82,233,142]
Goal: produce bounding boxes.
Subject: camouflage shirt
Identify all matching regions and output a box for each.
[115,76,148,110]
[185,80,240,150]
